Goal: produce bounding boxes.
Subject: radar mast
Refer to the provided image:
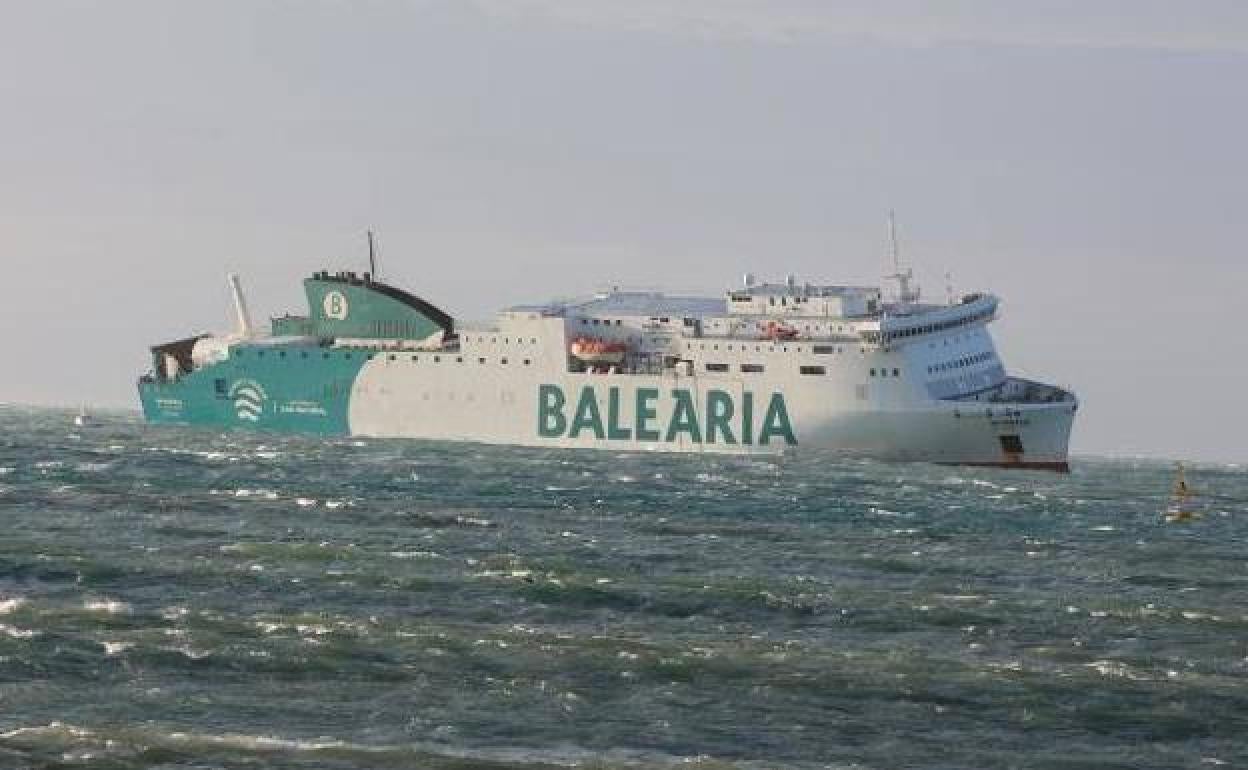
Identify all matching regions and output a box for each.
[886,210,920,305]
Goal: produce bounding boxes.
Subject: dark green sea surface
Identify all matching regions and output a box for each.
[1,406,1245,769]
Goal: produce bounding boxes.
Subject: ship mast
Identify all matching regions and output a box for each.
[886,210,920,305]
[367,230,378,280]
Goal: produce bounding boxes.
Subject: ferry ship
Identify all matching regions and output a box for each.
[138,256,1077,470]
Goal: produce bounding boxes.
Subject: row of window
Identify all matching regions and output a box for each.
[927,351,993,375]
[580,318,625,326]
[471,336,539,345]
[706,318,856,335]
[233,349,535,366]
[700,362,902,377]
[688,342,857,355]
[885,306,994,342]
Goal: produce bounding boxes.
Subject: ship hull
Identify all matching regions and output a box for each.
[139,344,1075,470]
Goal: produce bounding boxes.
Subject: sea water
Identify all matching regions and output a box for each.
[0,406,1244,768]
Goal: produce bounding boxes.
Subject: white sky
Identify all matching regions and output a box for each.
[1,1,1245,462]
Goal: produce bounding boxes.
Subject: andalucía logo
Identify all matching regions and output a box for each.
[229,379,267,422]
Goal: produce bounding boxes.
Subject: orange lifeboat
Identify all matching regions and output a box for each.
[570,336,628,364]
[762,320,799,341]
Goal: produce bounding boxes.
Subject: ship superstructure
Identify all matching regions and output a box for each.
[139,266,1077,469]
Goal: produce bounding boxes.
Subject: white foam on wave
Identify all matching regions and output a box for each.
[101,640,134,656]
[1085,660,1152,680]
[0,721,94,740]
[0,623,38,638]
[0,597,26,614]
[160,606,189,621]
[234,488,279,500]
[83,599,131,614]
[162,644,212,660]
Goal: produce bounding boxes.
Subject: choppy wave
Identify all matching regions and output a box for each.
[0,408,1245,769]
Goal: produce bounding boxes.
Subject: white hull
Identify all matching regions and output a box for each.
[347,357,1075,468]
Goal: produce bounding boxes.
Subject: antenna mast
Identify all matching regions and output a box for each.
[889,209,901,275]
[367,230,377,280]
[885,210,920,305]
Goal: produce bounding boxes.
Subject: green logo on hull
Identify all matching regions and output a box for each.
[538,384,796,446]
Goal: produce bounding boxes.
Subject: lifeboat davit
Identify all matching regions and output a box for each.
[762,320,799,341]
[570,336,628,364]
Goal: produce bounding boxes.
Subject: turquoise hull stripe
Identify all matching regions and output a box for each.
[138,343,367,435]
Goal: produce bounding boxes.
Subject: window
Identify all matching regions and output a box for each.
[214,378,227,395]
[388,354,396,361]
[893,368,900,377]
[800,365,826,375]
[257,351,265,358]
[706,363,730,372]
[741,363,764,373]
[434,355,441,362]
[869,368,876,377]
[411,355,419,362]
[301,351,308,359]
[813,345,836,354]
[478,357,486,364]
[323,352,330,359]
[456,357,463,363]
[279,351,287,358]
[501,358,508,365]
[523,359,531,365]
